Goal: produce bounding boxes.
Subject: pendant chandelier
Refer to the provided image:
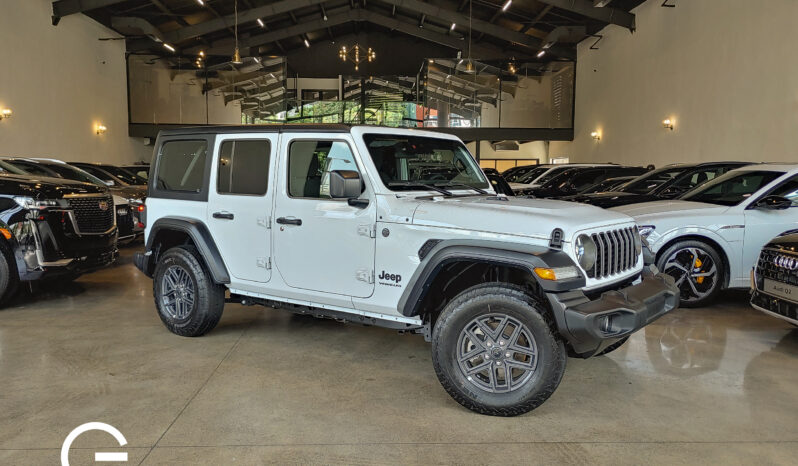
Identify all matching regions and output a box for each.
[338,43,376,71]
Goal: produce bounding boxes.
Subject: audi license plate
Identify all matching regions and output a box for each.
[763,279,798,303]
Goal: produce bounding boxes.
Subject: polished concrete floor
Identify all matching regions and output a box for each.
[0,248,796,465]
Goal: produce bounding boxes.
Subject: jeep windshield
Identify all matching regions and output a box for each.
[363,134,489,191]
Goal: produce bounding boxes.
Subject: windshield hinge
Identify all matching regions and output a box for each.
[258,216,271,229]
[356,269,375,283]
[256,257,271,269]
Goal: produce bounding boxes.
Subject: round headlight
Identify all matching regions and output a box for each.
[575,234,597,271]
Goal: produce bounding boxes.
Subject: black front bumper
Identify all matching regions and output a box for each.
[547,266,679,357]
[134,251,153,278]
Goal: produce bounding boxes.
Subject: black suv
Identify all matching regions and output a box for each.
[563,162,750,208]
[751,231,798,326]
[0,161,117,305]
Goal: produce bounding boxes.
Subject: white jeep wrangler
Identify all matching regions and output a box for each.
[135,125,678,416]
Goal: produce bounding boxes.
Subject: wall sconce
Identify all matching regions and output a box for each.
[590,131,601,141]
[662,118,674,130]
[95,124,107,135]
[0,108,12,121]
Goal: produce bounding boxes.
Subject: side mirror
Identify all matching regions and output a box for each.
[754,195,792,210]
[329,170,362,199]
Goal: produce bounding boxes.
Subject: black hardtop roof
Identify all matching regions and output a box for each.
[158,124,357,137]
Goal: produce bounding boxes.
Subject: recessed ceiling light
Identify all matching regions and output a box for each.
[536,50,545,58]
[304,39,310,48]
[502,0,512,12]
[450,23,456,31]
[257,18,264,28]
[196,0,205,5]
[163,43,175,52]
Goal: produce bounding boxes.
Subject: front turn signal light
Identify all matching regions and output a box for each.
[534,266,580,281]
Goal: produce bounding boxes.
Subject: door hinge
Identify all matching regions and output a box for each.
[258,216,272,229]
[257,257,272,269]
[356,269,374,284]
[358,223,377,238]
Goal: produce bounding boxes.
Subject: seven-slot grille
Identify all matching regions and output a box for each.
[588,227,638,279]
[67,195,115,234]
[756,248,798,286]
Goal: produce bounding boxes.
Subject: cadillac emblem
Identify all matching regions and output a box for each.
[773,255,798,270]
[98,200,109,211]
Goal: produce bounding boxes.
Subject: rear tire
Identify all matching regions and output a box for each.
[432,284,566,416]
[153,245,225,337]
[656,240,724,308]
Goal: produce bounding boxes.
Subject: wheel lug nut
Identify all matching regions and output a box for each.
[499,341,505,346]
[505,352,511,358]
[496,361,502,366]
[487,342,492,347]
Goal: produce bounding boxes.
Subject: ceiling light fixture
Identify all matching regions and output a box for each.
[536,50,545,58]
[0,108,12,121]
[163,43,175,52]
[196,0,204,5]
[95,124,107,135]
[257,18,264,28]
[338,43,375,71]
[502,0,512,12]
[662,118,674,130]
[304,38,310,48]
[232,0,243,64]
[450,23,456,31]
[591,131,601,141]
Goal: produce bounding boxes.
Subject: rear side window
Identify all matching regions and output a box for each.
[157,140,207,192]
[217,140,271,195]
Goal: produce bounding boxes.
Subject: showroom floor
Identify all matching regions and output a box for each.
[0,248,796,465]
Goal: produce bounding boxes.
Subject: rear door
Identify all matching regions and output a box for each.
[207,135,276,283]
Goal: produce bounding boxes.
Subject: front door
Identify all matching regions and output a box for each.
[743,175,798,284]
[207,136,275,283]
[273,136,376,298]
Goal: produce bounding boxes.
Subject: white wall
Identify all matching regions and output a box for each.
[0,0,151,163]
[566,0,798,166]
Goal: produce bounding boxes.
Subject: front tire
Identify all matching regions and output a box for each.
[656,240,724,308]
[153,245,225,337]
[432,284,566,416]
[0,240,19,307]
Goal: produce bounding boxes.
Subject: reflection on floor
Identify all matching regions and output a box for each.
[0,248,796,464]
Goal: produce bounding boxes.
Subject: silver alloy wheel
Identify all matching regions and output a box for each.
[161,265,195,319]
[662,247,718,303]
[456,313,538,393]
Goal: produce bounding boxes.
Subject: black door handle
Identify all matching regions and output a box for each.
[213,211,234,220]
[276,217,302,226]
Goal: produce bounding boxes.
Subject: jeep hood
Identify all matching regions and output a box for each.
[411,196,635,241]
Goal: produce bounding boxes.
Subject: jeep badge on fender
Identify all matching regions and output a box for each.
[134,125,679,416]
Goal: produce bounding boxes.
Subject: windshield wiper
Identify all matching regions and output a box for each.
[437,182,487,195]
[388,182,452,196]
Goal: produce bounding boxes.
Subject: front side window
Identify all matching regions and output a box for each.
[288,140,359,198]
[218,140,270,195]
[506,166,546,183]
[766,176,798,206]
[682,170,784,206]
[363,134,487,191]
[156,140,208,192]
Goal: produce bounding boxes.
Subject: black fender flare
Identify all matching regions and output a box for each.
[146,217,230,284]
[397,239,585,317]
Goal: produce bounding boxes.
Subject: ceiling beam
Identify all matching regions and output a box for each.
[535,0,635,30]
[521,5,553,34]
[376,0,559,53]
[52,0,125,21]
[160,0,327,45]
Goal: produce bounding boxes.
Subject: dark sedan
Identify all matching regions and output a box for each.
[518,165,650,198]
[561,162,751,208]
